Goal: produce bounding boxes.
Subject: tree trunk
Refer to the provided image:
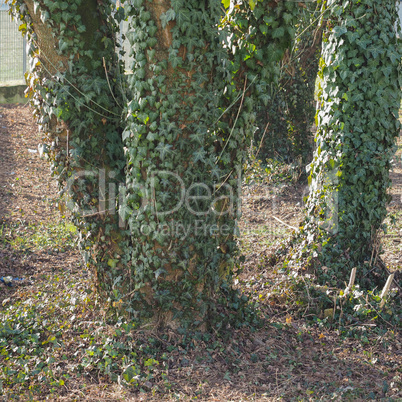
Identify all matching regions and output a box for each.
[298,0,401,287]
[14,0,129,301]
[14,0,246,328]
[121,0,244,327]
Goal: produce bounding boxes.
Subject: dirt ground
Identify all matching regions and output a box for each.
[0,103,82,283]
[0,103,401,401]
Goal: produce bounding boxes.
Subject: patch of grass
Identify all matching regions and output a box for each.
[382,209,402,266]
[3,266,400,401]
[386,210,402,234]
[0,220,77,253]
[0,269,256,399]
[244,156,302,187]
[250,224,289,239]
[239,225,289,255]
[0,227,401,400]
[0,270,102,398]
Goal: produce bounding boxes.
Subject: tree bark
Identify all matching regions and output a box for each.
[298,0,401,287]
[16,0,129,301]
[122,0,242,327]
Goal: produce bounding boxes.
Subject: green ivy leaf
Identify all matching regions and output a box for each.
[160,9,175,29]
[176,8,190,26]
[332,25,347,38]
[272,26,285,39]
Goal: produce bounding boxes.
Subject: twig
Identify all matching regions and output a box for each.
[103,56,122,109]
[343,267,357,295]
[272,215,298,231]
[216,77,250,165]
[255,121,270,160]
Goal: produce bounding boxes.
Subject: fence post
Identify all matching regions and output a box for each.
[22,35,27,77]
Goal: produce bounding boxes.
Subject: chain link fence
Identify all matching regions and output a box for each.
[0,0,27,84]
[399,2,402,33]
[0,1,132,86]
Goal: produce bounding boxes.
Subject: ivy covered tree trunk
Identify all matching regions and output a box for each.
[296,0,401,287]
[119,0,300,325]
[11,0,129,301]
[283,5,323,165]
[10,0,299,328]
[120,0,249,326]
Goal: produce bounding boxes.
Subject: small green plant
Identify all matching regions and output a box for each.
[244,154,302,186]
[0,220,77,252]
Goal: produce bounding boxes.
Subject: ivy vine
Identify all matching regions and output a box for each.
[291,0,401,288]
[9,0,303,327]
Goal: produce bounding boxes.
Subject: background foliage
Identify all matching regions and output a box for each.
[254,1,323,167]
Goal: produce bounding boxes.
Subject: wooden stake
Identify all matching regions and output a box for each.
[343,267,357,295]
[379,273,395,308]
